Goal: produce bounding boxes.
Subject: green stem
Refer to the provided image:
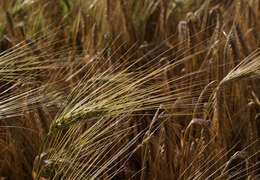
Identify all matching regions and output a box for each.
[35,132,50,180]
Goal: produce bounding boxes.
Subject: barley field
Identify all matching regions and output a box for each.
[0,0,260,179]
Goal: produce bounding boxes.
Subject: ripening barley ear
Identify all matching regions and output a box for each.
[32,29,213,179]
